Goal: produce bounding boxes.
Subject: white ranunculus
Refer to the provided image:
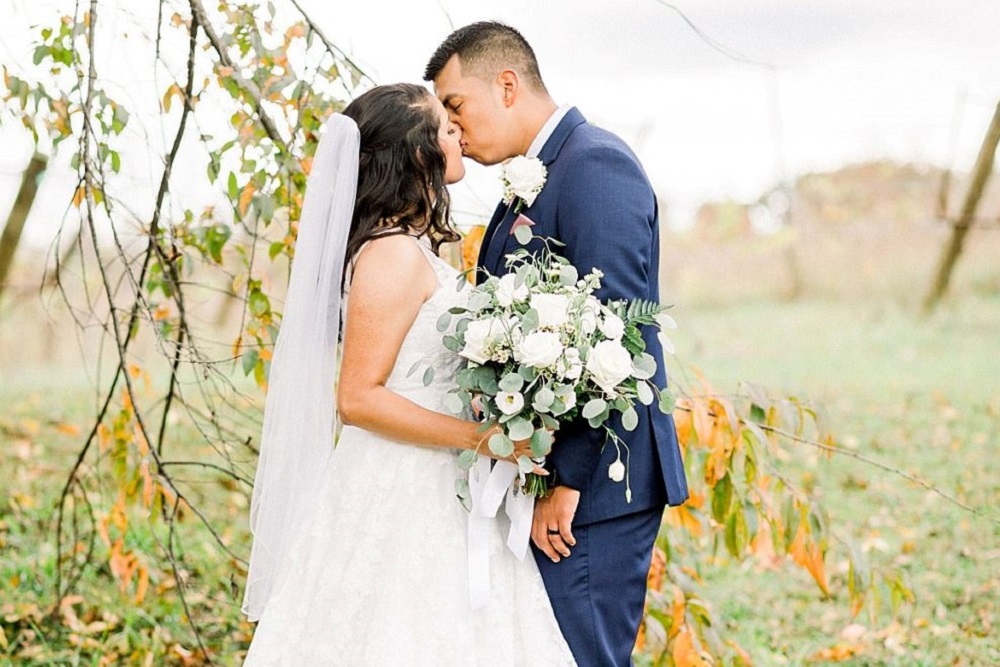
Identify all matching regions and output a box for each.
[599,312,625,341]
[496,391,525,416]
[460,317,508,365]
[517,331,564,369]
[495,274,529,307]
[586,340,633,393]
[530,293,571,329]
[502,156,547,207]
[608,458,626,482]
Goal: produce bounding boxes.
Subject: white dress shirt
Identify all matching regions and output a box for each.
[526,104,573,159]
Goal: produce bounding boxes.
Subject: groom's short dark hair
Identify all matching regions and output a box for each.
[424,21,546,92]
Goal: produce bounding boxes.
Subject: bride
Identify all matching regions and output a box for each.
[241,83,576,665]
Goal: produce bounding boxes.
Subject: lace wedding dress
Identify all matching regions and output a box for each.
[243,236,575,666]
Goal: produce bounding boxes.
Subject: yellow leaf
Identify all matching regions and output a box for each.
[72,185,86,208]
[461,226,486,278]
[239,182,256,217]
[162,83,181,113]
[140,460,154,508]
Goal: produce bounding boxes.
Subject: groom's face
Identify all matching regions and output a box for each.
[433,55,515,166]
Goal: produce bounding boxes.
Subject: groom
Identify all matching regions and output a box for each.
[427,22,689,666]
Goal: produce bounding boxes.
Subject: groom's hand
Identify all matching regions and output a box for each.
[532,486,579,562]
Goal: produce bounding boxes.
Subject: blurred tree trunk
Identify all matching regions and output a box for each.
[923,101,1000,313]
[0,154,47,301]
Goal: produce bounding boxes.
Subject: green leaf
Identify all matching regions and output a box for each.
[532,386,555,411]
[658,388,676,414]
[514,224,533,245]
[422,367,435,387]
[498,373,524,393]
[712,473,733,524]
[507,416,534,441]
[443,392,464,415]
[530,428,553,457]
[724,505,748,558]
[110,151,121,173]
[457,449,478,470]
[248,290,269,316]
[558,264,578,286]
[443,335,463,353]
[521,308,539,333]
[268,241,285,260]
[407,360,423,378]
[228,172,239,200]
[241,348,259,376]
[583,398,607,420]
[636,381,654,406]
[436,311,452,333]
[488,433,514,458]
[632,352,657,380]
[622,406,639,431]
[516,455,535,474]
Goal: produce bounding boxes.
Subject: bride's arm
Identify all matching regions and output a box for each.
[336,235,497,452]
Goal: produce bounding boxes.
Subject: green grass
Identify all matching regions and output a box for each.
[2,293,999,665]
[664,293,1000,665]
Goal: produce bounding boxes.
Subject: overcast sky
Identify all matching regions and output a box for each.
[2,0,999,244]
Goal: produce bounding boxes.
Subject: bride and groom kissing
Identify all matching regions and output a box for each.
[241,21,688,666]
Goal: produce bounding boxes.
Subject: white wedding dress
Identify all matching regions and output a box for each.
[243,236,576,666]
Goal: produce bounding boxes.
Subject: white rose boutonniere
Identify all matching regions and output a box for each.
[501,156,547,212]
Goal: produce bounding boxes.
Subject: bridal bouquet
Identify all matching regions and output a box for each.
[435,236,677,502]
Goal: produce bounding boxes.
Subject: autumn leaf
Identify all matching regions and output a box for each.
[672,628,710,667]
[790,523,830,595]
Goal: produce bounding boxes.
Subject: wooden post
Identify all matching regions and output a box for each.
[0,153,47,301]
[923,101,1000,313]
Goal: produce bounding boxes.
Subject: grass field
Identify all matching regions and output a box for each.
[1,283,998,664]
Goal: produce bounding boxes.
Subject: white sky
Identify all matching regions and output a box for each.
[2,0,999,244]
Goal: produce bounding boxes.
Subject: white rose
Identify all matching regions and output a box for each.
[517,331,564,369]
[502,156,547,207]
[496,391,525,416]
[530,293,571,329]
[496,274,529,307]
[586,340,633,393]
[459,317,509,365]
[599,313,625,341]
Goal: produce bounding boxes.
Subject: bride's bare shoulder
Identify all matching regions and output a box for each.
[349,233,435,293]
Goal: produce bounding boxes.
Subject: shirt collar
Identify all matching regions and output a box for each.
[525,104,573,159]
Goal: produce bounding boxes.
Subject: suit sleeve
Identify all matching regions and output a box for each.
[550,145,657,491]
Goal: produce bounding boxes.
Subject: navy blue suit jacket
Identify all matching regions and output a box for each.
[477,108,689,525]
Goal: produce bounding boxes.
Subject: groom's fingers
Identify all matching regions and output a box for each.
[548,530,572,558]
[532,521,561,562]
[557,519,575,552]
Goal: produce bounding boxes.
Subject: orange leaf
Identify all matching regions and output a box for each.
[238,182,256,218]
[140,460,154,508]
[72,185,85,208]
[665,504,703,537]
[790,523,830,595]
[56,422,81,437]
[673,397,693,448]
[672,629,709,667]
[134,565,149,604]
[162,83,182,113]
[461,226,486,278]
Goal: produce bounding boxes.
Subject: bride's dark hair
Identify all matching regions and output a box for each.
[340,83,459,280]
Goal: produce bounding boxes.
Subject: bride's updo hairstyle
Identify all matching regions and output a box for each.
[340,83,459,278]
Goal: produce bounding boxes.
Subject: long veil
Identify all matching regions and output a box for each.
[242,115,360,621]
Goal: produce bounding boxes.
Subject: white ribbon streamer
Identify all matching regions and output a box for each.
[467,455,536,609]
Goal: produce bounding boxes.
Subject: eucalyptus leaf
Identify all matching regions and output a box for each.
[583,398,607,420]
[422,366,435,387]
[407,360,423,378]
[443,392,465,415]
[457,449,478,471]
[632,352,657,380]
[517,455,535,474]
[530,428,553,457]
[622,406,639,432]
[507,417,534,442]
[488,433,515,458]
[514,224,533,245]
[443,335,463,353]
[534,386,555,408]
[436,311,452,332]
[558,264,578,286]
[658,388,676,414]
[637,381,655,406]
[521,308,539,333]
[499,373,524,393]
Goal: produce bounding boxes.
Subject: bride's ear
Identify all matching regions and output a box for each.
[498,70,519,108]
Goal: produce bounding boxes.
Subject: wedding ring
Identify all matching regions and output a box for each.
[547,529,560,535]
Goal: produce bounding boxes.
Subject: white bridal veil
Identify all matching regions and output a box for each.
[242,115,360,621]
